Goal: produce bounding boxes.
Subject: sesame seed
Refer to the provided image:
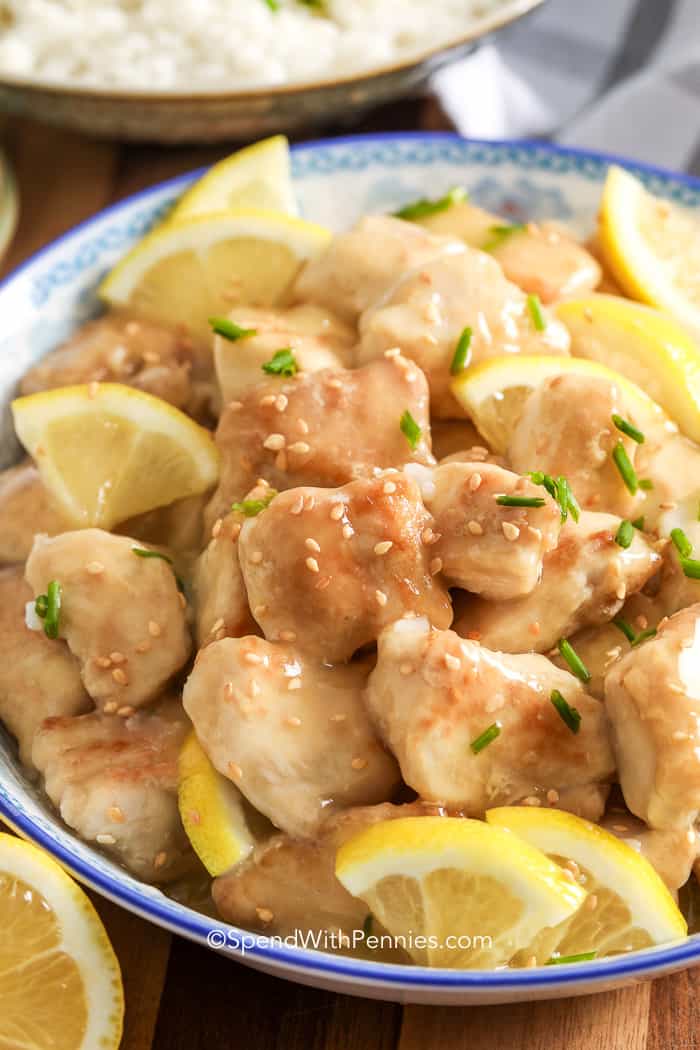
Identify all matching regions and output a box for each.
[96,833,117,846]
[330,503,344,521]
[107,806,125,823]
[303,495,315,511]
[117,705,134,718]
[522,796,541,807]
[154,851,168,869]
[615,583,626,601]
[374,540,393,555]
[96,656,112,669]
[109,651,126,664]
[244,652,262,665]
[288,678,302,690]
[351,757,368,770]
[688,830,696,844]
[228,401,243,412]
[275,394,288,412]
[148,620,162,637]
[112,667,128,685]
[330,713,347,723]
[256,907,274,923]
[342,524,353,540]
[468,472,482,492]
[422,527,440,545]
[212,518,223,538]
[635,615,648,630]
[612,824,629,833]
[315,576,331,591]
[215,627,226,641]
[290,496,305,515]
[659,501,677,511]
[383,481,397,495]
[251,551,264,564]
[260,394,277,407]
[263,433,286,451]
[306,556,320,573]
[305,538,321,553]
[288,442,311,454]
[224,682,235,700]
[375,589,388,607]
[103,701,118,714]
[285,716,302,728]
[297,419,309,435]
[565,859,581,878]
[467,520,483,536]
[327,377,342,389]
[228,762,243,780]
[546,789,559,804]
[384,347,401,359]
[279,629,297,641]
[430,557,443,575]
[254,604,268,617]
[502,521,520,541]
[86,560,105,575]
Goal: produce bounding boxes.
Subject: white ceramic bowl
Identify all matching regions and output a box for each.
[1,133,700,1004]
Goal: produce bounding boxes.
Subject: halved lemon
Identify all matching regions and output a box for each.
[99,210,330,345]
[178,732,255,877]
[335,816,586,969]
[487,808,687,962]
[12,383,219,529]
[170,136,298,222]
[451,354,659,454]
[558,294,700,443]
[0,833,123,1050]
[598,165,700,338]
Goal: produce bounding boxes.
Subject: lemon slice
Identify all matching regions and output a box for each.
[12,382,219,529]
[557,294,700,443]
[335,816,586,969]
[170,137,298,222]
[451,354,659,454]
[487,808,687,962]
[0,833,123,1050]
[598,165,700,338]
[99,210,330,345]
[178,732,255,877]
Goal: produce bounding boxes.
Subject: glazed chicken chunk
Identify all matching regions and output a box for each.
[601,810,698,892]
[605,604,700,832]
[456,512,661,653]
[238,474,452,662]
[357,246,570,417]
[183,637,400,838]
[0,567,89,766]
[20,312,215,421]
[413,460,561,599]
[193,506,258,648]
[32,698,193,882]
[205,353,433,528]
[214,303,355,404]
[366,618,614,819]
[508,373,646,517]
[25,530,191,712]
[293,214,458,323]
[0,460,72,564]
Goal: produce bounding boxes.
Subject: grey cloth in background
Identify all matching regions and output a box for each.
[432,0,700,174]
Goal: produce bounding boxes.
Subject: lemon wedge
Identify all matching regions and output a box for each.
[178,732,255,877]
[335,816,586,969]
[557,294,700,443]
[0,833,123,1050]
[598,165,700,338]
[487,808,687,962]
[99,210,330,345]
[12,383,219,529]
[170,136,298,222]
[451,354,659,454]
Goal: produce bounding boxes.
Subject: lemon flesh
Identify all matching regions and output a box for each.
[170,136,298,222]
[451,353,659,454]
[598,165,700,338]
[178,733,256,877]
[558,294,700,444]
[99,210,330,345]
[0,833,123,1050]
[335,816,585,969]
[12,383,219,530]
[487,808,687,962]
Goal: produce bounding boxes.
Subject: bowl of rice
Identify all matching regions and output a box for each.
[0,0,543,143]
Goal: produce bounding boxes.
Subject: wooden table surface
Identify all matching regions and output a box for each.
[2,103,700,1050]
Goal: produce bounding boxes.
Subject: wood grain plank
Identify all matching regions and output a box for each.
[398,983,651,1050]
[648,968,700,1050]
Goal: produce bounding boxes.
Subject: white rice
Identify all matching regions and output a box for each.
[0,0,508,92]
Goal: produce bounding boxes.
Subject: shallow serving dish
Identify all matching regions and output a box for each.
[0,0,541,143]
[1,132,700,1004]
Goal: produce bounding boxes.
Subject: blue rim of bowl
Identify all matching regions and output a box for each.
[1,131,699,992]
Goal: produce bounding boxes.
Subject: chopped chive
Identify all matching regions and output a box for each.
[612,441,638,494]
[482,222,526,253]
[547,951,597,966]
[263,0,280,10]
[631,627,657,647]
[697,499,700,522]
[132,546,173,565]
[550,689,581,734]
[613,617,636,644]
[400,409,422,450]
[209,316,257,342]
[41,580,62,640]
[632,516,645,531]
[362,914,373,938]
[262,348,298,377]
[611,414,645,444]
[615,520,635,549]
[470,722,501,754]
[232,490,277,517]
[450,326,472,375]
[393,186,468,221]
[527,293,546,331]
[34,594,48,619]
[528,471,579,524]
[561,478,581,523]
[639,478,653,491]
[671,528,693,559]
[495,494,546,508]
[681,557,700,580]
[557,639,591,683]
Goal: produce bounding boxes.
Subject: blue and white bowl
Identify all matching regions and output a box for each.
[1,133,700,1004]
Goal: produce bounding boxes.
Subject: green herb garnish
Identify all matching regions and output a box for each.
[547,951,597,966]
[393,186,467,221]
[527,293,546,331]
[263,0,280,10]
[639,478,653,491]
[450,326,472,375]
[612,441,638,494]
[209,317,257,342]
[34,580,62,640]
[34,594,48,619]
[470,723,501,754]
[612,414,645,444]
[615,520,635,549]
[613,617,636,644]
[671,528,693,559]
[132,547,174,565]
[632,627,657,647]
[681,557,700,580]
[632,516,645,531]
[550,689,581,734]
[557,639,591,683]
[232,490,277,517]
[528,472,580,523]
[483,223,526,253]
[495,494,546,509]
[400,410,422,450]
[262,348,298,377]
